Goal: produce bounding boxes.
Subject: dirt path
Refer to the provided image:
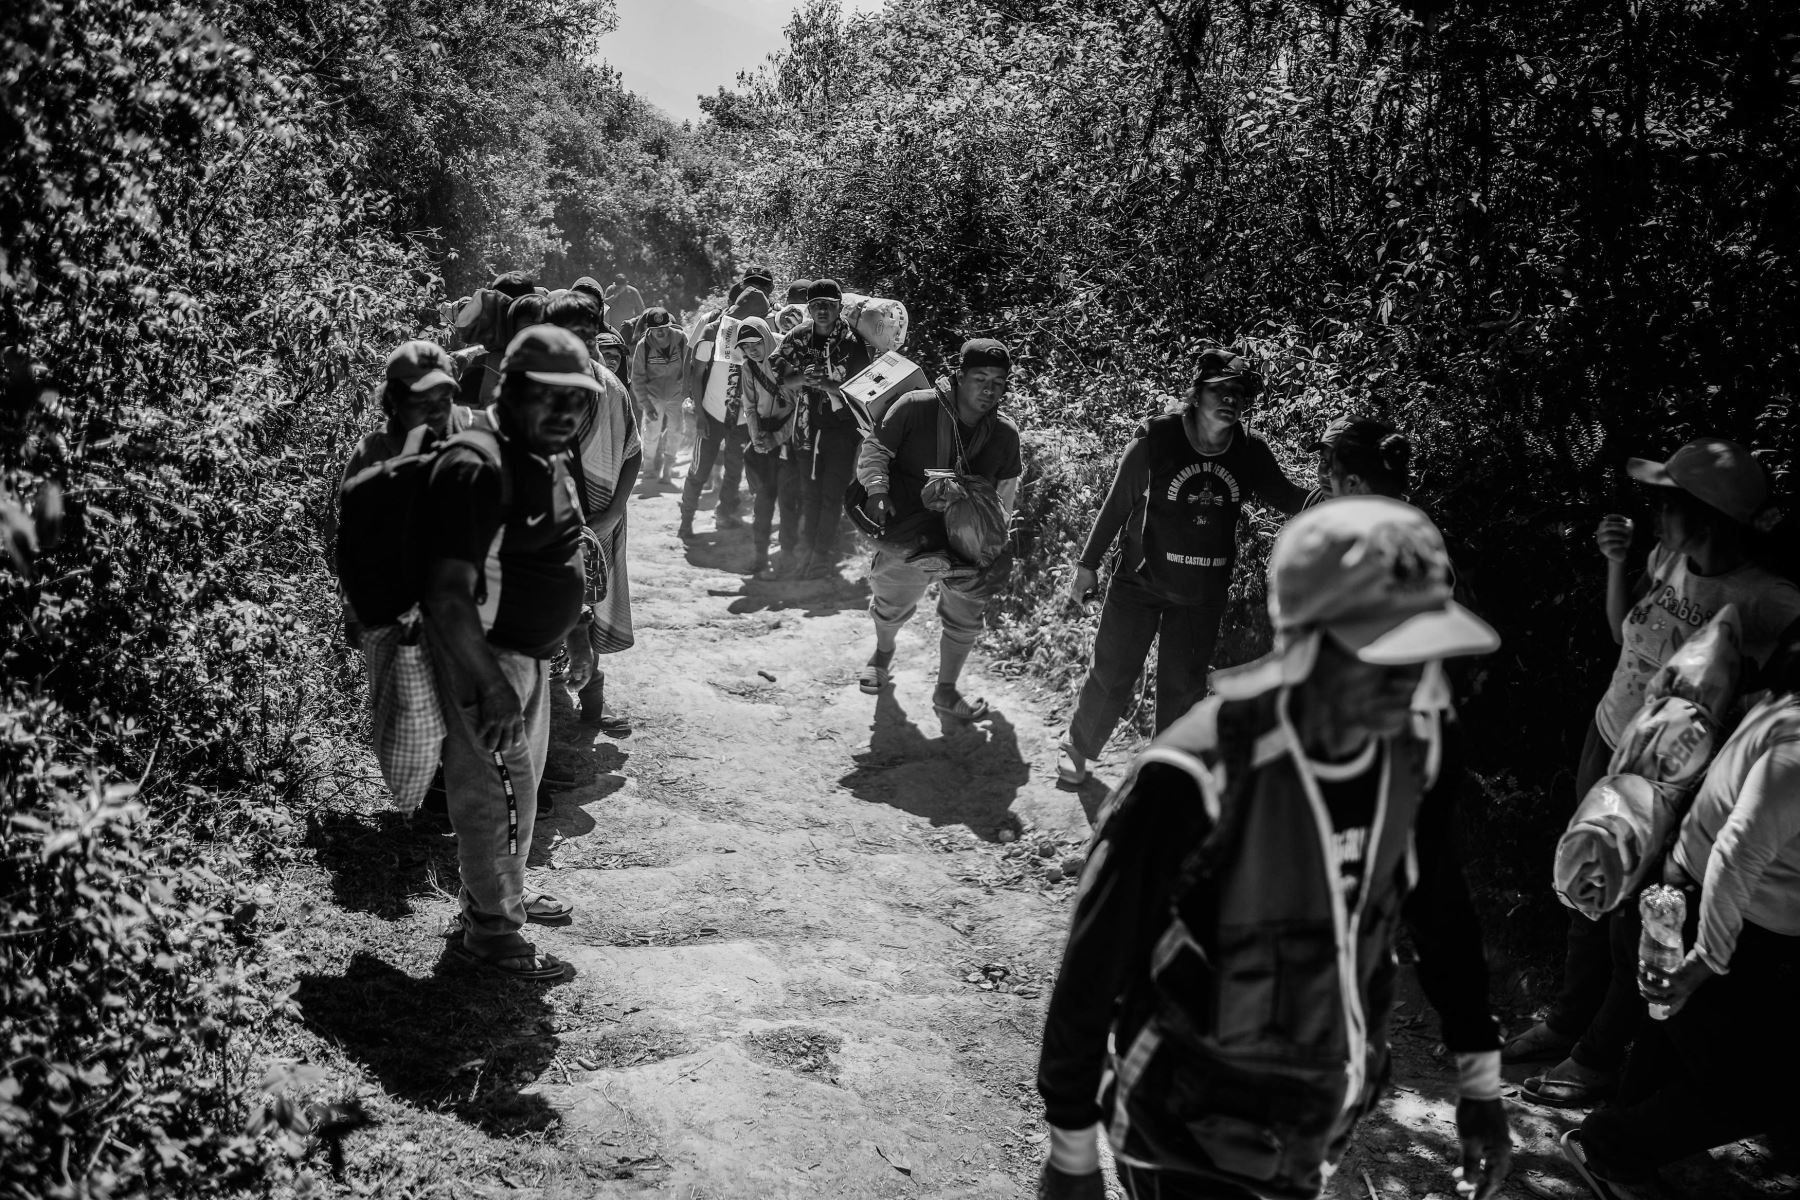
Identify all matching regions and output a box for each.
[282,474,1795,1200]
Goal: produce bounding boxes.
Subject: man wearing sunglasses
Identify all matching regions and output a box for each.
[1058,347,1310,785]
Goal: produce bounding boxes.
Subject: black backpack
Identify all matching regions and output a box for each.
[336,426,509,629]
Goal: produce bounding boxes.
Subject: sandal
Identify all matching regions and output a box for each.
[1056,742,1090,786]
[1503,1020,1578,1064]
[1520,1069,1615,1109]
[449,942,571,982]
[524,889,573,923]
[932,693,992,722]
[859,661,891,695]
[1561,1130,1649,1200]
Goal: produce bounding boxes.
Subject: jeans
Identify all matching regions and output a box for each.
[1067,572,1225,759]
[638,400,676,478]
[797,426,860,565]
[745,445,804,557]
[1118,1163,1261,1199]
[868,547,989,652]
[680,409,748,521]
[426,631,550,959]
[1581,919,1800,1168]
[1546,719,1639,1070]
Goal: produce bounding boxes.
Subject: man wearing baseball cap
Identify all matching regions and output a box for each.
[771,277,876,578]
[420,325,600,982]
[1059,347,1309,785]
[854,337,1022,719]
[1038,496,1513,1200]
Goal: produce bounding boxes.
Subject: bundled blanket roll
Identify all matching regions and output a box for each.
[1554,773,1684,918]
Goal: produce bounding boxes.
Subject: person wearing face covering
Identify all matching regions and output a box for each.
[1035,497,1512,1200]
[678,285,772,537]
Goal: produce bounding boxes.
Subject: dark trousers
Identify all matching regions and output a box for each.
[1546,719,1642,1070]
[745,445,803,557]
[797,426,860,565]
[1067,572,1225,760]
[1118,1163,1260,1199]
[679,410,748,521]
[1581,920,1800,1168]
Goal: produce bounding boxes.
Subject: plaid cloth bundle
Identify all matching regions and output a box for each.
[362,621,445,814]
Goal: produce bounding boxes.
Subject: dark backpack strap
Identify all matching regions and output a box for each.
[1168,698,1264,895]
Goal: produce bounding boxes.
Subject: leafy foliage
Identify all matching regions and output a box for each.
[0,0,728,1192]
[707,0,1800,943]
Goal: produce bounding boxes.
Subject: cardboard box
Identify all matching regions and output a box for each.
[841,351,929,429]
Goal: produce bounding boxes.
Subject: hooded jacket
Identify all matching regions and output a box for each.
[628,308,688,415]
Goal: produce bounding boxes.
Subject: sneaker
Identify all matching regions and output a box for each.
[715,509,744,530]
[677,516,695,539]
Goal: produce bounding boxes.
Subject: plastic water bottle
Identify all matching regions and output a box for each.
[1638,885,1687,1020]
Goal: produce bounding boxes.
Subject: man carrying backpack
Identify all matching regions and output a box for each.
[854,338,1021,721]
[678,285,771,538]
[1058,348,1310,786]
[772,278,875,580]
[1035,497,1512,1200]
[603,273,646,327]
[421,325,598,981]
[629,307,688,485]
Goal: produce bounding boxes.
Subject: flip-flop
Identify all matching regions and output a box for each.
[1561,1130,1647,1200]
[1056,743,1090,786]
[933,694,992,722]
[859,662,890,695]
[524,890,573,923]
[1503,1021,1578,1064]
[1520,1072,1615,1108]
[449,943,571,982]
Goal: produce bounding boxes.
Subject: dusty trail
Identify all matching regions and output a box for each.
[519,477,1105,1198]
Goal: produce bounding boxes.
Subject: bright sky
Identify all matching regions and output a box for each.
[601,0,887,123]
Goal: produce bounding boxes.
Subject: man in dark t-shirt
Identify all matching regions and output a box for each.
[423,325,596,982]
[1059,348,1309,785]
[855,338,1023,721]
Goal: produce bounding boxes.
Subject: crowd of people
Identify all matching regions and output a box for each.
[329,264,1797,1200]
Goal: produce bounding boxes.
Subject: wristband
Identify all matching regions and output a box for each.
[1454,1050,1502,1101]
[1046,1124,1100,1174]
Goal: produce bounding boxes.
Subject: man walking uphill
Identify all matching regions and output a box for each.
[856,338,1022,721]
[422,326,598,982]
[1060,347,1308,785]
[1037,497,1513,1200]
[773,278,874,579]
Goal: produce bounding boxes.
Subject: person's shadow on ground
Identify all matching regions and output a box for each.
[294,951,562,1137]
[725,570,872,618]
[838,688,1028,841]
[305,808,457,920]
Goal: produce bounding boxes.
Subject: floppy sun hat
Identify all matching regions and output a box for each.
[1214,496,1498,698]
[499,325,601,393]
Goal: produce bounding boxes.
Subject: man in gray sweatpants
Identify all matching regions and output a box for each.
[423,326,599,981]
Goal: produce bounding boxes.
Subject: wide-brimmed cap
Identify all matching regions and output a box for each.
[1214,496,1497,697]
[1626,438,1767,527]
[498,325,601,393]
[384,340,457,393]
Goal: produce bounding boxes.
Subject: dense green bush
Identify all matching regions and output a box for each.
[0,0,727,1191]
[706,0,1800,943]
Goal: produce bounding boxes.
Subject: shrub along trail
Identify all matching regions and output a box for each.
[276,477,1789,1199]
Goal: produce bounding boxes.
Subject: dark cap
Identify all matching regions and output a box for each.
[958,338,1012,373]
[1195,347,1263,391]
[591,331,627,356]
[1627,438,1769,527]
[384,340,457,393]
[1304,415,1394,457]
[742,264,775,290]
[785,280,813,305]
[498,325,602,393]
[807,278,842,303]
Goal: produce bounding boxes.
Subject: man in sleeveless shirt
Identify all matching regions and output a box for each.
[1059,349,1309,785]
[1037,497,1513,1200]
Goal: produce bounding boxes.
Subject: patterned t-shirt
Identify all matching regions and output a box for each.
[1594,544,1800,746]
